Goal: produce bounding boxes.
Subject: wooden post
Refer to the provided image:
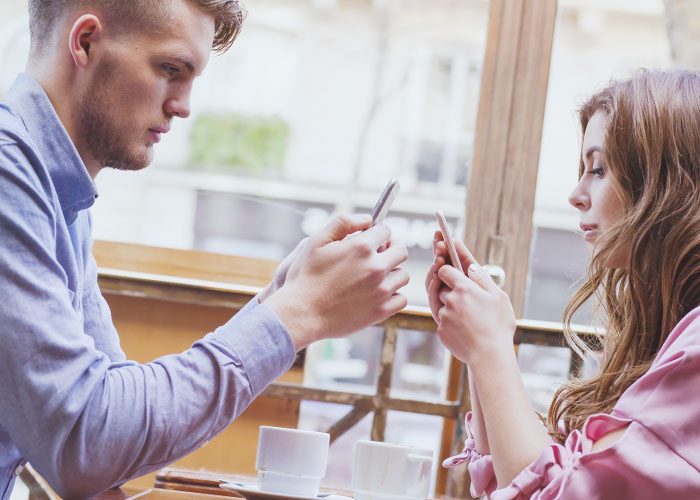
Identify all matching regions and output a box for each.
[371,322,399,441]
[327,400,373,443]
[446,0,558,496]
[443,362,471,497]
[464,0,557,317]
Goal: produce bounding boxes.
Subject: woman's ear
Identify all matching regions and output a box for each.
[68,14,102,68]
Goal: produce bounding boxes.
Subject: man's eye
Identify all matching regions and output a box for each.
[162,65,179,77]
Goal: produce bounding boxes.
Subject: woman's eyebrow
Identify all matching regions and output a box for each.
[584,146,602,161]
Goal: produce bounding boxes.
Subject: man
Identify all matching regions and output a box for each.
[0,0,409,497]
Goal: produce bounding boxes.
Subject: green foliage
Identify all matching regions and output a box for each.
[189,112,290,175]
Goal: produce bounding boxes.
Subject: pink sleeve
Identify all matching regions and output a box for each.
[442,412,497,497]
[489,308,700,499]
[445,307,700,499]
[494,416,700,499]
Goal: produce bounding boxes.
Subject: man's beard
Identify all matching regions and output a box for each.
[79,56,153,171]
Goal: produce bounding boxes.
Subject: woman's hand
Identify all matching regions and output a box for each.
[435,239,516,364]
[425,230,447,323]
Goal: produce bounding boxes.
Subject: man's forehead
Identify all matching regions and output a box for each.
[165,0,217,40]
[139,3,216,73]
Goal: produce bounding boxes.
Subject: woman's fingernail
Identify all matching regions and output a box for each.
[469,263,480,273]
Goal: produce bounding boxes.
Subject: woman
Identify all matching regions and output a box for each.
[426,70,700,499]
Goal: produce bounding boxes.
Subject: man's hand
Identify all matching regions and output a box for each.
[265,214,410,350]
[257,237,309,303]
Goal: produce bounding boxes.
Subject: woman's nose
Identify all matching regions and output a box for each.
[568,181,590,211]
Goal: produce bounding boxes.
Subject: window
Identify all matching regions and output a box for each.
[402,49,480,190]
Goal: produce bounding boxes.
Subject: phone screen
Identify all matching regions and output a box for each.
[370,179,400,225]
[435,210,463,273]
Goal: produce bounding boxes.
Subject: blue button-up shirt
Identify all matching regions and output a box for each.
[0,74,295,499]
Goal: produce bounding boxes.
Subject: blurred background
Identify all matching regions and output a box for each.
[2,0,688,492]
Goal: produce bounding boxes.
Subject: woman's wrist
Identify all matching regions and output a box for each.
[465,336,516,369]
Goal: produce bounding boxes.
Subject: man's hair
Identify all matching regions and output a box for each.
[28,0,246,56]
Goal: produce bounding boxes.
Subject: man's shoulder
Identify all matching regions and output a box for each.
[0,102,45,165]
[0,102,26,145]
[0,102,55,200]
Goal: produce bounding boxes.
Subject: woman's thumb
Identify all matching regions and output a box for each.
[467,263,496,291]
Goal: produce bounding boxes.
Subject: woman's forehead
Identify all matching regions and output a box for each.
[583,111,607,157]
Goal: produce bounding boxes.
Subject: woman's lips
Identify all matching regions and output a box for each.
[580,224,598,241]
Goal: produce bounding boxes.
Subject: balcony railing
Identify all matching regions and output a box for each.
[98,266,602,498]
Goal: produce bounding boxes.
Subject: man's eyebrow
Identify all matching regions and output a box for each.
[172,56,196,74]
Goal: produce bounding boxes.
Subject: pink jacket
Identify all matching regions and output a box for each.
[443,307,700,499]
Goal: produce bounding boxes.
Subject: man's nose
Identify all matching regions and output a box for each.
[164,90,191,119]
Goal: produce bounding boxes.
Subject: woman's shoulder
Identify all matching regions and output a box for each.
[610,305,700,473]
[654,305,700,364]
[615,305,700,414]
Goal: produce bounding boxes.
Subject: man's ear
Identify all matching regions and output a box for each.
[68,14,103,68]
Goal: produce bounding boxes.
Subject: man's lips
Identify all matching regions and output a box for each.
[148,126,170,143]
[150,125,171,134]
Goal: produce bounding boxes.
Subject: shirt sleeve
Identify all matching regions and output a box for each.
[442,412,498,497]
[446,311,700,499]
[0,142,296,498]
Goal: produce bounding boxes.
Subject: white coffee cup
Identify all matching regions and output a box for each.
[352,440,434,500]
[256,426,330,497]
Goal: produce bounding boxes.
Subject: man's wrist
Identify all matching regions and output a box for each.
[257,283,274,303]
[265,287,323,351]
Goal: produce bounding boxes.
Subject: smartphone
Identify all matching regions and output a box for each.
[435,210,463,273]
[370,178,400,226]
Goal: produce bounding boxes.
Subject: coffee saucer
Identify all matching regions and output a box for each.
[220,482,352,500]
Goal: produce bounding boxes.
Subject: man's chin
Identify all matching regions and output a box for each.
[105,150,154,171]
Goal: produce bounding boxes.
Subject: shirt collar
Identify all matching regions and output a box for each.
[5,73,97,224]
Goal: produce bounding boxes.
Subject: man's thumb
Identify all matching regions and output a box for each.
[317,214,372,245]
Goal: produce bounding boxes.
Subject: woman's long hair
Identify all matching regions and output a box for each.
[547,69,700,442]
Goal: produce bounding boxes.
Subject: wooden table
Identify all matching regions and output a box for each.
[94,468,460,499]
[93,469,345,499]
[96,487,227,499]
[154,469,349,497]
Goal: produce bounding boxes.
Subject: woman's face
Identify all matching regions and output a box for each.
[568,111,625,252]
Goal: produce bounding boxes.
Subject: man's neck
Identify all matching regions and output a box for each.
[25,64,102,179]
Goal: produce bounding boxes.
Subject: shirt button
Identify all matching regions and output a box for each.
[14,464,24,475]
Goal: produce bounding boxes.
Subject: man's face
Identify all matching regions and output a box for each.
[79,1,215,171]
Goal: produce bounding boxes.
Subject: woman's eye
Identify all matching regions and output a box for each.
[587,167,604,177]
